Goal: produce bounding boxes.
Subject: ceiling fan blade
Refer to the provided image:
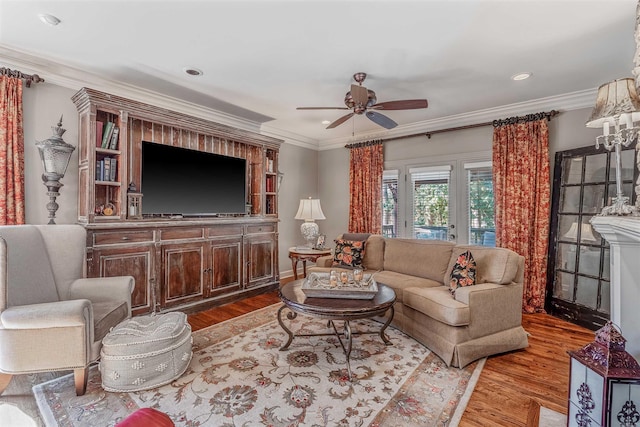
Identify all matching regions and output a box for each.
[351,84,369,107]
[326,112,355,129]
[366,111,398,129]
[372,99,428,110]
[296,107,350,110]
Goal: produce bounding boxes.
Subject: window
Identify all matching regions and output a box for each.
[382,153,493,244]
[409,166,451,240]
[382,170,399,238]
[465,162,494,246]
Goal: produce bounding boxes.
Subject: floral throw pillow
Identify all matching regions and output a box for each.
[449,251,477,296]
[332,239,365,269]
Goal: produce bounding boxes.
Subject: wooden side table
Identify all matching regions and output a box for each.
[288,247,332,279]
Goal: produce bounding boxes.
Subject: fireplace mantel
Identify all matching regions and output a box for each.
[591,215,640,359]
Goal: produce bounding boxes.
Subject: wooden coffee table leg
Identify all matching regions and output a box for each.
[379,306,395,346]
[277,305,296,350]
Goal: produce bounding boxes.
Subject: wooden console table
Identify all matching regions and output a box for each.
[288,247,331,279]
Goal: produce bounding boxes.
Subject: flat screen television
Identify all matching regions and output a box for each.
[141,141,247,216]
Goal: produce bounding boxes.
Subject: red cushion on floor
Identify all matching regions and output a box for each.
[115,408,174,427]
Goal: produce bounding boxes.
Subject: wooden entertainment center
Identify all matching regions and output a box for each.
[72,88,282,315]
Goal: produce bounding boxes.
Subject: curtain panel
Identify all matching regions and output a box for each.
[492,119,550,313]
[348,141,383,234]
[0,75,25,225]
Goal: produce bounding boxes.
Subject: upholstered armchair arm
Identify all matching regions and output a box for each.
[0,299,93,372]
[0,299,91,329]
[68,276,134,316]
[454,282,523,339]
[315,255,333,268]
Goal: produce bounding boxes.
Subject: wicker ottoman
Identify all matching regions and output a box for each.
[100,312,192,392]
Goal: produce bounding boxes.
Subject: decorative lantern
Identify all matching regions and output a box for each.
[35,116,76,224]
[127,182,143,220]
[567,321,640,426]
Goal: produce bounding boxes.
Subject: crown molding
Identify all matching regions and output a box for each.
[0,46,264,134]
[317,88,598,151]
[259,124,320,150]
[1,46,598,151]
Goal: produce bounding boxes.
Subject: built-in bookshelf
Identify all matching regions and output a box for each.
[72,88,282,224]
[265,149,278,216]
[91,109,124,221]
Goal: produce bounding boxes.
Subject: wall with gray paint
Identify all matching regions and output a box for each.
[23,84,79,225]
[277,143,319,277]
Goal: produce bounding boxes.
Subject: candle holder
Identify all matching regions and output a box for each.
[586,78,640,216]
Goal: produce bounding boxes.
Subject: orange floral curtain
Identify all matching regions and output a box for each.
[0,75,25,225]
[348,140,383,234]
[493,117,550,313]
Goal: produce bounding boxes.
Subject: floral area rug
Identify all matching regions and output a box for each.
[33,304,483,426]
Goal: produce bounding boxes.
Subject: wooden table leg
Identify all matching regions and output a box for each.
[302,260,307,278]
[291,256,298,280]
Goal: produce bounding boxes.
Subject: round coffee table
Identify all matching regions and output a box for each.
[277,279,396,379]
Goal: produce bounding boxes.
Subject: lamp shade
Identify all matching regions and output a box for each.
[563,222,597,242]
[294,198,326,221]
[586,78,640,128]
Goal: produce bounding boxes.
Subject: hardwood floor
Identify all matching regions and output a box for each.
[187,288,594,426]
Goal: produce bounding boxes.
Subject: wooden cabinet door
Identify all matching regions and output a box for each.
[89,245,153,316]
[244,234,276,288]
[161,242,205,309]
[208,237,243,297]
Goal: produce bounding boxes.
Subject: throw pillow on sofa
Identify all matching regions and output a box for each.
[449,250,476,295]
[332,238,365,268]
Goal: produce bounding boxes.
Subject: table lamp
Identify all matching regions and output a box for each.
[294,197,326,248]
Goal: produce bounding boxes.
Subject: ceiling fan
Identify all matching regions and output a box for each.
[297,72,428,129]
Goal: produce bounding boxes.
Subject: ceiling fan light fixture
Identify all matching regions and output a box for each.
[511,72,532,81]
[183,67,203,77]
[321,120,331,125]
[38,13,61,26]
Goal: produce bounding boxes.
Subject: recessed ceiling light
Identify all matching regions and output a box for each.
[511,72,532,81]
[183,67,203,76]
[38,13,61,26]
[321,120,331,125]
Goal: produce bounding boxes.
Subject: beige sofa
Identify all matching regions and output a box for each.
[310,234,528,368]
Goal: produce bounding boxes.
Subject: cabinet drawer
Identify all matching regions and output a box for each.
[93,230,154,246]
[246,224,275,234]
[207,225,243,237]
[160,228,204,241]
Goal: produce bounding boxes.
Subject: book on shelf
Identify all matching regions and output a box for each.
[103,157,111,181]
[96,121,104,148]
[96,160,102,181]
[101,122,115,148]
[109,158,117,181]
[108,126,119,150]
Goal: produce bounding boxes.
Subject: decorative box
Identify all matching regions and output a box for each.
[301,272,378,300]
[100,312,192,392]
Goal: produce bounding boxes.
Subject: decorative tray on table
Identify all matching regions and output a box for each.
[301,272,378,300]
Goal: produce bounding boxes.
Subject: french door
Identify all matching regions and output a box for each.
[382,156,494,245]
[546,144,637,330]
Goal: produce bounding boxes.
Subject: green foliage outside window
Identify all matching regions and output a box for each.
[414,182,448,226]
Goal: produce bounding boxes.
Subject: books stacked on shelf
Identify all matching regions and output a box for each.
[96,121,104,148]
[100,121,119,150]
[266,176,276,193]
[267,158,274,173]
[96,157,118,182]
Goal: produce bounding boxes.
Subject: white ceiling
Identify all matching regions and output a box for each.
[0,0,637,148]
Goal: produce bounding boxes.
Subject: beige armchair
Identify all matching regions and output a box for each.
[0,225,133,396]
